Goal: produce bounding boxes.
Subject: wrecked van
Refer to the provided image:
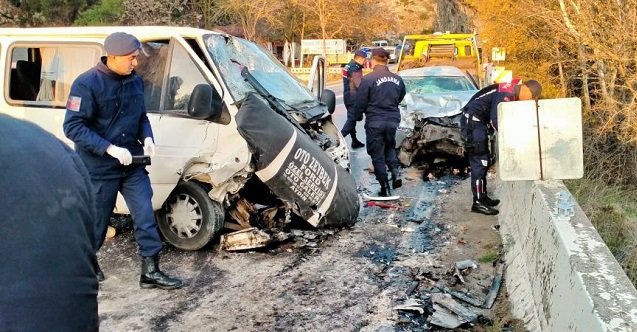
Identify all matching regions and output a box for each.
[0,26,359,250]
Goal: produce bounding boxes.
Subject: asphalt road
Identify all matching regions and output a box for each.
[97,64,509,331]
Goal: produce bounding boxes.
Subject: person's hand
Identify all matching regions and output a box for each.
[106,145,132,166]
[143,137,156,157]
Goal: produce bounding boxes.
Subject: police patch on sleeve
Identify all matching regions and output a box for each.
[66,96,82,112]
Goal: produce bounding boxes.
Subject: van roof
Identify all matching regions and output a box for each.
[0,26,221,40]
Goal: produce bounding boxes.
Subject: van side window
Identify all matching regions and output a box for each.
[136,41,169,113]
[164,42,208,114]
[8,45,100,106]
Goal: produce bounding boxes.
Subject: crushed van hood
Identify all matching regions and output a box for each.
[236,93,359,228]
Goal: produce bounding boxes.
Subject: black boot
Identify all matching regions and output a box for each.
[472,199,499,215]
[390,169,402,189]
[140,255,184,290]
[483,195,500,207]
[351,138,365,149]
[96,263,105,282]
[379,181,392,197]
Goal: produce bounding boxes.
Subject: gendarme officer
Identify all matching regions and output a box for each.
[63,32,183,289]
[354,48,406,196]
[460,79,542,215]
[340,49,367,149]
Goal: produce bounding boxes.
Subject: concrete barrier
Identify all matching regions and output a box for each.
[499,180,637,331]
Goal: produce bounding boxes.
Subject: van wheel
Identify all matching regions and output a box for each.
[157,181,224,250]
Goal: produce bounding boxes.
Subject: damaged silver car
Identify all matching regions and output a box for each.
[396,66,479,167]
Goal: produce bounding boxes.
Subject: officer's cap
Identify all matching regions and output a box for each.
[104,32,141,56]
[371,48,390,58]
[354,50,367,58]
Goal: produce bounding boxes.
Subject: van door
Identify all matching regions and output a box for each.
[307,55,326,100]
[135,38,219,208]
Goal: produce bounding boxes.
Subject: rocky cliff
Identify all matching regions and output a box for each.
[432,0,476,33]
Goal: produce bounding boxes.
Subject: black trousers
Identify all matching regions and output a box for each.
[340,104,359,139]
[365,121,399,182]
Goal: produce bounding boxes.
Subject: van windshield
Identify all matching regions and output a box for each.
[204,34,316,107]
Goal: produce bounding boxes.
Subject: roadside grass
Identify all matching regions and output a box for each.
[478,249,499,264]
[566,177,637,285]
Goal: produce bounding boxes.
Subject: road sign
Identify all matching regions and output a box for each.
[301,39,346,55]
[498,98,583,181]
[492,47,506,61]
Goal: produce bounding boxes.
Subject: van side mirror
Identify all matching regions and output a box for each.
[322,89,336,114]
[188,84,223,120]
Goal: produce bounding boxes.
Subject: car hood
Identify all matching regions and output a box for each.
[399,90,476,130]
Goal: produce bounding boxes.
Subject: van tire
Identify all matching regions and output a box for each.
[157,181,224,250]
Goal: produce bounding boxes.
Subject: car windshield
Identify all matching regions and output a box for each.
[403,76,475,94]
[204,34,316,106]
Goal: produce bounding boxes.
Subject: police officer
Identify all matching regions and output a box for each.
[354,48,406,196]
[461,79,542,215]
[63,32,183,289]
[1,114,99,331]
[340,49,367,149]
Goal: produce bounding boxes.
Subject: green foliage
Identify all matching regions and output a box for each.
[16,0,92,25]
[74,0,121,26]
[478,249,499,264]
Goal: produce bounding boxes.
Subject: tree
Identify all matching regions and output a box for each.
[74,0,121,25]
[11,0,95,25]
[120,0,192,25]
[216,0,282,41]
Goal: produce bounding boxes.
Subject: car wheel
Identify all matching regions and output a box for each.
[157,181,224,250]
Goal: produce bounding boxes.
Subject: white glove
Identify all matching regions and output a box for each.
[106,145,132,166]
[143,137,156,157]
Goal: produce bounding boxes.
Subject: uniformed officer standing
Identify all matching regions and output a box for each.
[1,114,99,331]
[340,49,367,149]
[354,48,406,196]
[63,32,183,290]
[461,79,542,215]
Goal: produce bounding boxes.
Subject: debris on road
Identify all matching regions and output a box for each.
[483,262,504,309]
[444,287,484,307]
[106,226,116,239]
[405,281,419,296]
[366,201,402,209]
[455,259,478,270]
[430,293,478,327]
[430,304,465,329]
[453,266,466,284]
[220,227,272,251]
[362,193,401,201]
[393,298,426,315]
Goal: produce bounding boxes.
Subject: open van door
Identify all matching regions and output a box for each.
[307,55,325,100]
[306,55,335,114]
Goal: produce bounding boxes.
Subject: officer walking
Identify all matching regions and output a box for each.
[461,79,542,215]
[63,32,183,290]
[354,48,406,196]
[340,49,367,149]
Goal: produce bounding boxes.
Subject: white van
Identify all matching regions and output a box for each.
[0,26,357,250]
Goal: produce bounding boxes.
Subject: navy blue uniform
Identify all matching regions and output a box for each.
[340,59,364,139]
[460,82,515,201]
[64,57,162,257]
[1,114,99,331]
[354,65,406,182]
